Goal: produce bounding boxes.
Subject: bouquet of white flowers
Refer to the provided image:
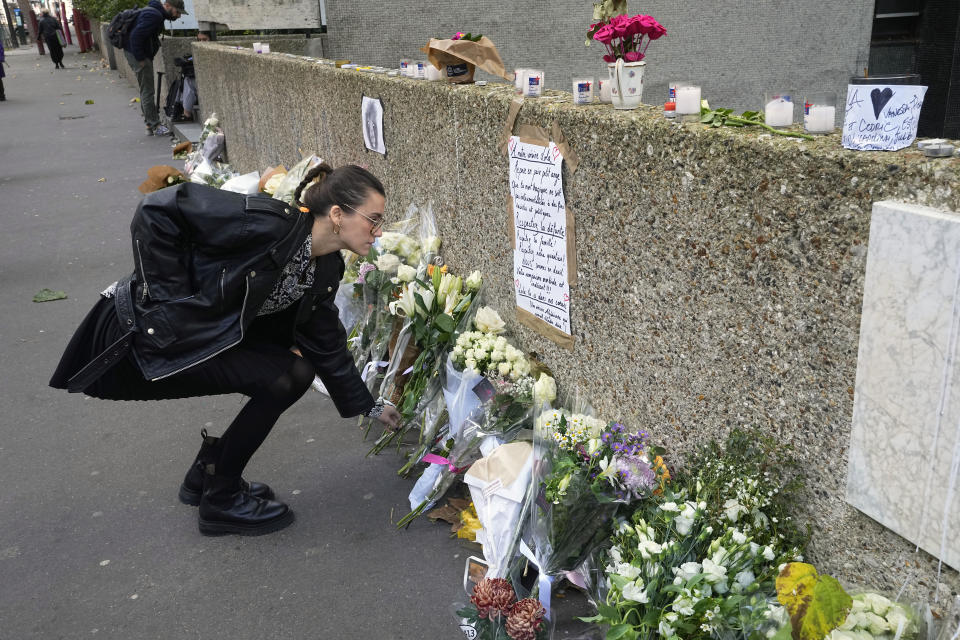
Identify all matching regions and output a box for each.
[582,428,807,640]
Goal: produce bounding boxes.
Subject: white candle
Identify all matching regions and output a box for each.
[804,105,835,133]
[425,64,443,81]
[764,98,794,127]
[252,42,262,53]
[523,70,543,97]
[675,85,701,114]
[572,78,593,104]
[260,43,270,53]
[599,79,611,103]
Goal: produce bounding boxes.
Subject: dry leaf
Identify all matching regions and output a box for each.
[97,178,106,182]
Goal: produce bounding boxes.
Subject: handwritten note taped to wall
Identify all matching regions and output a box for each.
[509,136,572,343]
[842,84,928,151]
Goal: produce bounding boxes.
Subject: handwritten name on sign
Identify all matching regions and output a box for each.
[842,84,928,151]
[508,136,571,337]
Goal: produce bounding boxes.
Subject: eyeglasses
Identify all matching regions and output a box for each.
[339,203,385,232]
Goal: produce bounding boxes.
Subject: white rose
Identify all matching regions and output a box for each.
[375,253,401,272]
[464,358,478,371]
[616,562,642,579]
[511,358,531,379]
[724,498,748,523]
[621,581,649,603]
[862,593,891,617]
[701,558,728,585]
[423,235,441,255]
[863,612,889,635]
[396,264,416,282]
[732,529,747,545]
[497,362,512,376]
[465,269,482,291]
[659,612,679,637]
[660,502,679,512]
[733,569,757,591]
[762,546,775,561]
[674,561,701,581]
[474,306,506,334]
[637,540,663,559]
[675,504,696,536]
[884,608,911,637]
[490,349,505,363]
[672,597,695,616]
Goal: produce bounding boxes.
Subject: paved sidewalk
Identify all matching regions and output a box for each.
[0,44,473,640]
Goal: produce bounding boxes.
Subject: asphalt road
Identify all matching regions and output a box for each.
[0,43,473,640]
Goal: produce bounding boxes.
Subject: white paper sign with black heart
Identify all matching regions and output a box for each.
[841,84,928,151]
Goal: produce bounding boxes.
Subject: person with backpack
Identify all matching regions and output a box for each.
[49,164,401,536]
[122,0,186,136]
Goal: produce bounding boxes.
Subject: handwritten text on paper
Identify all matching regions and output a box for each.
[509,136,571,336]
[842,84,927,151]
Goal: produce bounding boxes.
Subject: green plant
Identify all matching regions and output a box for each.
[699,107,815,140]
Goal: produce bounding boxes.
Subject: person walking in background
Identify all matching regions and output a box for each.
[0,39,7,101]
[124,0,186,136]
[37,9,65,69]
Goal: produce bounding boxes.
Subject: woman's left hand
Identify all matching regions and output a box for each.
[377,405,401,430]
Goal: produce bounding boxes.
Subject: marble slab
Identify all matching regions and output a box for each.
[847,200,960,570]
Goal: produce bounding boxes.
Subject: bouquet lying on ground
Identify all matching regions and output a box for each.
[525,405,670,620]
[397,307,555,526]
[367,263,482,456]
[772,563,924,640]
[582,428,807,640]
[456,577,548,640]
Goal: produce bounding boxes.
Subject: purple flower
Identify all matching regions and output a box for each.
[357,262,377,284]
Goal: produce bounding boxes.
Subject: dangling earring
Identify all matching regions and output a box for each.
[333,223,341,235]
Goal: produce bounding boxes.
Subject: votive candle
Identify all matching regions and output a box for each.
[764,97,794,127]
[675,85,701,114]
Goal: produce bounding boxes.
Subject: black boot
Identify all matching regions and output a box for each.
[178,429,275,506]
[198,467,294,536]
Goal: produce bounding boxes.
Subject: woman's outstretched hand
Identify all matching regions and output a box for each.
[377,405,401,430]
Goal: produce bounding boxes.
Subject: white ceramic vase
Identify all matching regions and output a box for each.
[607,59,646,110]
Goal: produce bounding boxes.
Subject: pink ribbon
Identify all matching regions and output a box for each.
[422,453,467,474]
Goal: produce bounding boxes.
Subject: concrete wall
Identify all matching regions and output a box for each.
[192,43,960,601]
[106,34,323,124]
[324,0,874,115]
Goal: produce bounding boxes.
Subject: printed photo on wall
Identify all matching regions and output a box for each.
[361,96,386,155]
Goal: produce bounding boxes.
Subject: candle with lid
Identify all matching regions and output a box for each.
[598,78,612,103]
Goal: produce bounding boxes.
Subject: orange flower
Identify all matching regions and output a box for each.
[426,264,449,277]
[653,455,671,495]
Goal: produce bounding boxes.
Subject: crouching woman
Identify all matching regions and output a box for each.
[50,163,399,536]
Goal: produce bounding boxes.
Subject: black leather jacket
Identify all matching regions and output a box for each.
[128,183,373,418]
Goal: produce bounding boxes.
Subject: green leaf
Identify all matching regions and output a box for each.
[434,313,455,333]
[596,602,620,620]
[606,625,635,640]
[776,562,852,640]
[578,614,605,623]
[700,112,715,124]
[33,288,67,303]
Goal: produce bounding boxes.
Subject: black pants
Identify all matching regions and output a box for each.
[51,297,315,478]
[0,77,5,99]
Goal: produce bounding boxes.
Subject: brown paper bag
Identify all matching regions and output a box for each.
[421,36,512,83]
[258,165,287,193]
[138,165,186,194]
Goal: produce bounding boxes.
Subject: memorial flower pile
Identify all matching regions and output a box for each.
[581,429,806,640]
[526,410,670,604]
[397,308,552,524]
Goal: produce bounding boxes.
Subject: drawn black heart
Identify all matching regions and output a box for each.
[871,87,894,119]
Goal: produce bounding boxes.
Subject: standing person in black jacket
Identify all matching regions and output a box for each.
[37,9,64,69]
[50,163,401,536]
[123,0,186,136]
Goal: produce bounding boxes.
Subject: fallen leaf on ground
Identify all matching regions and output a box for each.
[33,289,68,303]
[97,178,106,182]
[85,99,94,104]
